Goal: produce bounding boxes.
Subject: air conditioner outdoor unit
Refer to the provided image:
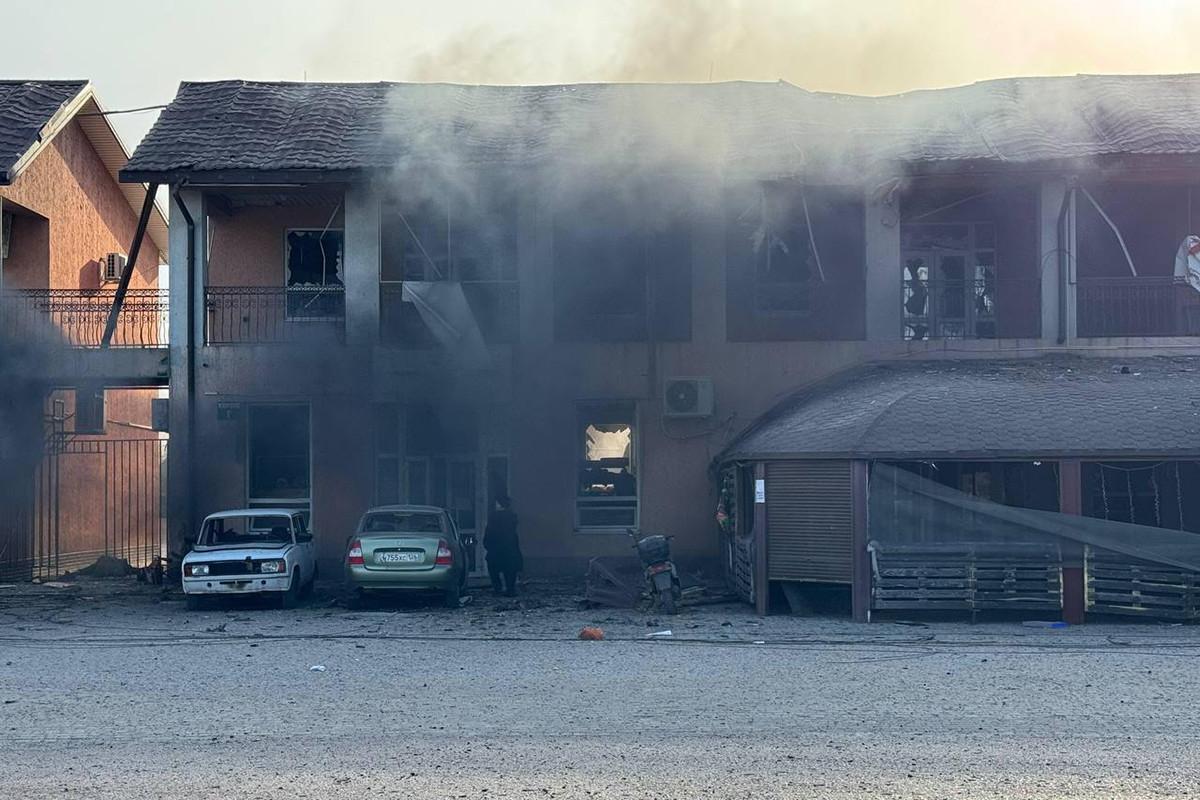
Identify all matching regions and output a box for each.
[663,377,715,418]
[101,252,126,283]
[75,386,106,435]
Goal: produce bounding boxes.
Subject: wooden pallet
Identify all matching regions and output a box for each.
[869,542,1062,617]
[1086,548,1200,620]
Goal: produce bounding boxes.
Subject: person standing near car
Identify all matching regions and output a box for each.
[484,495,522,596]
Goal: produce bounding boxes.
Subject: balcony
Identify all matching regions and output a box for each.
[1076,277,1200,337]
[902,278,1041,340]
[0,289,167,348]
[205,286,345,345]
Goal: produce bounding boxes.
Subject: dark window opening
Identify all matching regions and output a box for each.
[576,403,637,529]
[1,209,12,260]
[725,181,864,342]
[380,190,518,345]
[553,196,692,343]
[248,404,310,504]
[285,229,345,319]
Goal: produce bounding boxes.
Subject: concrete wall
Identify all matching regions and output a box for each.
[169,174,1200,576]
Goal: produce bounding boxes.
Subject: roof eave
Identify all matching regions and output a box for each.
[120,167,369,185]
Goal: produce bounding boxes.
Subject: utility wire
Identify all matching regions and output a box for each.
[77,104,168,117]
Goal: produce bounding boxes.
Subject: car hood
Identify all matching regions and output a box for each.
[185,544,294,562]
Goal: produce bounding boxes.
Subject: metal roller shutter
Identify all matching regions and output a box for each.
[767,460,852,583]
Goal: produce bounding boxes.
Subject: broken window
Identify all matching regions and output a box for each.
[901,222,997,340]
[553,197,692,343]
[725,182,864,342]
[380,189,518,345]
[747,182,820,314]
[576,403,638,529]
[247,404,310,505]
[285,229,345,319]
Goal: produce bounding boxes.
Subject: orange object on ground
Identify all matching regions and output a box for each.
[578,627,605,640]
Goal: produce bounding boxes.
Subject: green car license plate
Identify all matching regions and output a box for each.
[377,552,421,564]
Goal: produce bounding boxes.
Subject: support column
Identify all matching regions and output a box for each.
[1039,179,1076,342]
[864,187,901,341]
[343,184,380,348]
[754,462,769,616]
[167,189,206,554]
[851,459,871,622]
[1059,458,1086,624]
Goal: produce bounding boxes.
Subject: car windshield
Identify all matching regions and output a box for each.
[199,515,293,547]
[361,511,444,534]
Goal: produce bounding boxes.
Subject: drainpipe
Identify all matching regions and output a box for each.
[172,187,197,536]
[1056,188,1073,345]
[101,183,159,347]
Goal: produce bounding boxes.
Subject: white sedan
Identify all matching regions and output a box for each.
[181,509,317,609]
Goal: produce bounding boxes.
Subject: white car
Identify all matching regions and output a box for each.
[181,509,317,609]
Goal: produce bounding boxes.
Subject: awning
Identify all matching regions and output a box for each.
[719,357,1200,462]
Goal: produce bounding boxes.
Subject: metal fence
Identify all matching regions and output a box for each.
[0,289,168,348]
[902,278,1041,340]
[1077,277,1200,337]
[205,286,345,344]
[0,436,167,581]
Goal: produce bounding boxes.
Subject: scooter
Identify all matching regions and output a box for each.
[628,528,681,615]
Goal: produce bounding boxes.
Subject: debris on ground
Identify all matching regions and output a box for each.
[205,622,228,633]
[309,665,327,672]
[584,557,642,609]
[64,555,137,579]
[646,630,673,638]
[578,627,605,640]
[1023,620,1069,628]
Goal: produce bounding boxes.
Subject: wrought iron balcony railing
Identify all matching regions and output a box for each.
[1077,276,1200,337]
[0,289,167,348]
[205,286,345,345]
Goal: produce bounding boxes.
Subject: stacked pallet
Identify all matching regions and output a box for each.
[869,542,1063,618]
[1087,548,1200,620]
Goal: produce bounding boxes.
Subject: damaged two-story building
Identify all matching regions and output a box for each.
[121,75,1200,620]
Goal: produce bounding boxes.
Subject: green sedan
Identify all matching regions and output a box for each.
[344,505,467,608]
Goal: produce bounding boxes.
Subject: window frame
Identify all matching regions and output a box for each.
[574,401,640,532]
[246,402,312,509]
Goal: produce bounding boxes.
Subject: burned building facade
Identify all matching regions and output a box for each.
[122,77,1200,604]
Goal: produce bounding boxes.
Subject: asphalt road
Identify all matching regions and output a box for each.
[2,580,1199,798]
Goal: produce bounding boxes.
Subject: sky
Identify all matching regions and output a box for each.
[4,0,1200,152]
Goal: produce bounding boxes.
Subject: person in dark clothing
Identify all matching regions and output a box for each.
[484,495,522,596]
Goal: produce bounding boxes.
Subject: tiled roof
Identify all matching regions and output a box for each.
[719,357,1200,461]
[0,80,87,184]
[123,74,1200,181]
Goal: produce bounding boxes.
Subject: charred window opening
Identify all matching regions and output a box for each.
[380,189,518,345]
[553,196,692,343]
[748,182,820,314]
[285,229,344,319]
[576,403,638,529]
[247,404,310,506]
[725,181,864,342]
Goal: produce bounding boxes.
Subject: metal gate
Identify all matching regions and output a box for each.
[0,430,167,580]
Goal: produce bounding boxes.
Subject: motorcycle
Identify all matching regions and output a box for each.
[628,528,681,615]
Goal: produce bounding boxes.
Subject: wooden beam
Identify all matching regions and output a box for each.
[1058,458,1086,624]
[754,462,769,616]
[100,183,158,348]
[851,459,871,622]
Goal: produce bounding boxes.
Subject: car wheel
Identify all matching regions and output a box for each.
[279,569,300,609]
[444,583,461,609]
